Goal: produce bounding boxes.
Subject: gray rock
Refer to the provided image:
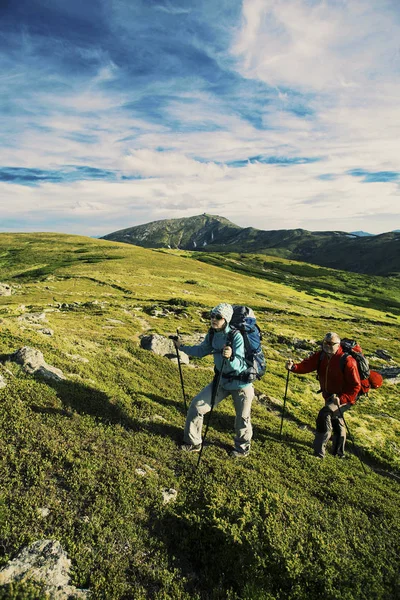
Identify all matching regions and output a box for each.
[135,468,147,476]
[18,312,47,324]
[276,335,316,350]
[375,349,393,361]
[377,366,400,385]
[0,283,12,296]
[0,539,89,598]
[378,367,400,379]
[66,353,89,364]
[141,334,175,355]
[11,347,66,381]
[162,488,178,505]
[0,375,6,389]
[166,352,190,365]
[40,328,54,336]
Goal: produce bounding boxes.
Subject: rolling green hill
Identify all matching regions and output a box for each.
[102,214,400,277]
[0,233,399,599]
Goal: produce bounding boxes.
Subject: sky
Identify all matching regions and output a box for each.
[0,0,399,237]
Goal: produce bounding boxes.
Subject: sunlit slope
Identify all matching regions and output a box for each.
[0,233,399,599]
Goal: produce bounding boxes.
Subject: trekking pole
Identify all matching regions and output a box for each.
[196,356,227,470]
[337,406,367,474]
[170,329,187,413]
[279,369,290,439]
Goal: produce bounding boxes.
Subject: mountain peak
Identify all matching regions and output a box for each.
[102,215,400,276]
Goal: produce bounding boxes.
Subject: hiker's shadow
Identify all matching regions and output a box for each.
[32,377,135,428]
[32,379,182,441]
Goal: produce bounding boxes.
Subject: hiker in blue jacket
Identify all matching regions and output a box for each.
[173,303,254,458]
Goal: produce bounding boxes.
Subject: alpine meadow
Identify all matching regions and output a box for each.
[0,232,399,600]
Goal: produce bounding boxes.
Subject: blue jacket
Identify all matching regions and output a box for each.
[180,324,251,390]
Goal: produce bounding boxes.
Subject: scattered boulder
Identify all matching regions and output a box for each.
[276,335,316,351]
[375,349,393,361]
[0,539,89,599]
[0,283,12,296]
[0,374,6,389]
[11,347,66,381]
[165,352,190,365]
[378,367,400,385]
[140,334,189,364]
[66,353,89,364]
[257,393,282,410]
[162,488,178,505]
[18,312,47,324]
[141,334,175,355]
[40,328,54,336]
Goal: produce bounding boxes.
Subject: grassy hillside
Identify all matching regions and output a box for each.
[187,251,400,316]
[0,233,399,599]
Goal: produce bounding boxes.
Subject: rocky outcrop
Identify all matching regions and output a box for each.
[0,539,89,598]
[18,312,47,324]
[276,336,317,350]
[11,347,66,381]
[0,374,6,389]
[140,334,190,365]
[0,283,12,296]
[378,366,400,384]
[374,349,393,361]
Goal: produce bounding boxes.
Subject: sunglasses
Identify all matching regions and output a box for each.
[323,341,339,346]
[210,314,224,320]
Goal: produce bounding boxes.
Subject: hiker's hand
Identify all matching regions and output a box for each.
[222,345,232,359]
[331,394,340,407]
[286,360,294,371]
[169,335,181,349]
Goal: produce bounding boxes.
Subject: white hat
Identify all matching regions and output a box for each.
[211,303,233,323]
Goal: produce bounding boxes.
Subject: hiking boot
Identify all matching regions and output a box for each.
[181,443,202,453]
[230,448,250,458]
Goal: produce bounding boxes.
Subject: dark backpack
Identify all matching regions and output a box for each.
[318,338,382,396]
[210,305,266,383]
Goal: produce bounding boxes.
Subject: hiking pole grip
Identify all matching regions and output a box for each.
[196,357,227,469]
[279,369,290,440]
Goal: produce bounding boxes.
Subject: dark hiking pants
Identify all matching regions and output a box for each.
[313,399,351,458]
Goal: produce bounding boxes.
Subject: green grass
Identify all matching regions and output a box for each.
[0,233,399,599]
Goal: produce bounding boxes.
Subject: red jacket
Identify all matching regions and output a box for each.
[292,346,361,405]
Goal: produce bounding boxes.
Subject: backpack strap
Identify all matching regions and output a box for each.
[317,350,324,379]
[208,327,237,353]
[339,352,349,373]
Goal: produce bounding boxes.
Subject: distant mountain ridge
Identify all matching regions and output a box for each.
[102,214,400,276]
[350,231,374,237]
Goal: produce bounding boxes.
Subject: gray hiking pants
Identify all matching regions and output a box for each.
[183,382,254,453]
[314,399,352,458]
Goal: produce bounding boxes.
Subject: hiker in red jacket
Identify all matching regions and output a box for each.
[286,332,361,459]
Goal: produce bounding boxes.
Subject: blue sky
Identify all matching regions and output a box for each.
[0,0,399,236]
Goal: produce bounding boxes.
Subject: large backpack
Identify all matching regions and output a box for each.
[339,339,383,395]
[210,305,266,383]
[318,338,383,396]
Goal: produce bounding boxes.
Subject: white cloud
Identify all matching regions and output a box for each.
[232,0,400,91]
